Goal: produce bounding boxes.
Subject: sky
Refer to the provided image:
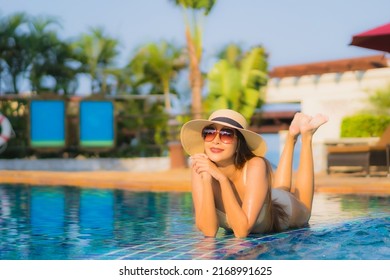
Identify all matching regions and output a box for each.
[1,0,390,94]
[2,0,390,66]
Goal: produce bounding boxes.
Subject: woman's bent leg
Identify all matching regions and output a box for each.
[273,134,296,191]
[273,113,310,192]
[293,114,328,213]
[294,132,314,212]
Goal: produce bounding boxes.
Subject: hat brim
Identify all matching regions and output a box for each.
[180,119,267,157]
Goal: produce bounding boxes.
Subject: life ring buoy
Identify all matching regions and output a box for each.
[0,113,12,146]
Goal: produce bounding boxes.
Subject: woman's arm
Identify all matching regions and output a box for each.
[191,157,219,237]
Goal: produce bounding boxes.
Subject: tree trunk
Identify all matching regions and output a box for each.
[163,79,172,113]
[185,26,203,119]
[11,73,18,94]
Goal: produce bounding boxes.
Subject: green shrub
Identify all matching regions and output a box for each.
[341,114,390,137]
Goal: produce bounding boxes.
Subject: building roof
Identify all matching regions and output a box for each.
[269,54,389,78]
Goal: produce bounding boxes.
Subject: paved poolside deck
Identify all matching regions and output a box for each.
[0,169,389,194]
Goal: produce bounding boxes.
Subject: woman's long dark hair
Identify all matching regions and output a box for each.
[234,130,288,233]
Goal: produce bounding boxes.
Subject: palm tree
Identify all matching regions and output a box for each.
[169,0,216,118]
[73,27,120,94]
[204,45,268,120]
[130,41,187,113]
[39,39,82,95]
[28,16,80,94]
[0,13,82,95]
[216,43,243,64]
[0,12,31,93]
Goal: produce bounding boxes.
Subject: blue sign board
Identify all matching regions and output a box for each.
[79,100,114,148]
[30,100,66,147]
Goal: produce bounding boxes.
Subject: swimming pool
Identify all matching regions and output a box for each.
[0,184,389,260]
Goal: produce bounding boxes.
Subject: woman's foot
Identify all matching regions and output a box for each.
[301,114,328,135]
[289,113,312,137]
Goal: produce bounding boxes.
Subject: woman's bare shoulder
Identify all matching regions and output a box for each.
[246,157,267,172]
[247,156,267,166]
[245,157,269,191]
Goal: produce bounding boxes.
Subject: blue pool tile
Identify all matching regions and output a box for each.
[1,185,389,260]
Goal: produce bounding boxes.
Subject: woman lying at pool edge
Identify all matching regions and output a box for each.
[180,109,328,238]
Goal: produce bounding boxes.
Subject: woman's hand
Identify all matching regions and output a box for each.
[190,154,226,183]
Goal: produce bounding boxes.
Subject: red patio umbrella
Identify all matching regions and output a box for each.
[350,22,390,52]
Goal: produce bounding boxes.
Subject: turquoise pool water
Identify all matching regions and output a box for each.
[0,184,389,260]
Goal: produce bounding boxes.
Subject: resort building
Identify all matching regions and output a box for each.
[264,54,390,172]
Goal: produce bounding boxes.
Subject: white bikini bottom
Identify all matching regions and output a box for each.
[271,188,293,230]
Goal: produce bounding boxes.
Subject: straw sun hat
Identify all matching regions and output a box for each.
[180,109,267,156]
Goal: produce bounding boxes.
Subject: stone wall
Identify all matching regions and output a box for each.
[0,157,170,172]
